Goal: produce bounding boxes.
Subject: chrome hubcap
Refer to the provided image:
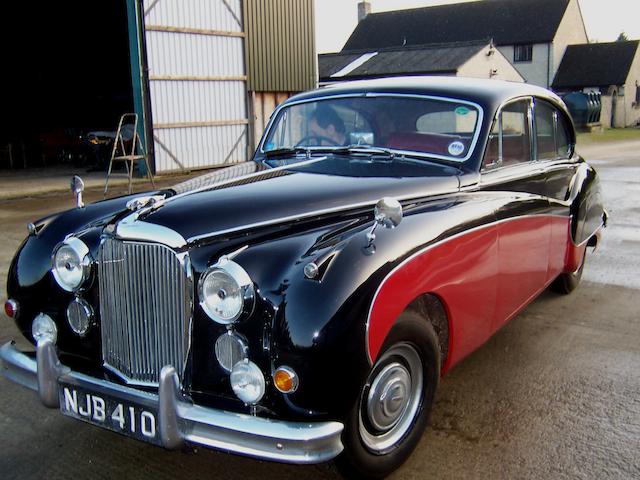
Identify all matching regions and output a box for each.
[358,343,424,454]
[367,363,411,431]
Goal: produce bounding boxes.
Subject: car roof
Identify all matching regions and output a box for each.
[285,76,562,110]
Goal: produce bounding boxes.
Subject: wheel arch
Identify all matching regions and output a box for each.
[567,161,605,246]
[402,292,451,374]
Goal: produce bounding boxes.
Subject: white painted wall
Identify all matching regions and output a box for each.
[498,43,550,87]
[457,45,524,82]
[600,94,612,128]
[551,0,588,87]
[623,46,640,127]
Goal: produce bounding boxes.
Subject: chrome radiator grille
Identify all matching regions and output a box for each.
[98,238,191,385]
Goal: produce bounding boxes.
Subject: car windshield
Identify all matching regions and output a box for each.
[262,95,481,161]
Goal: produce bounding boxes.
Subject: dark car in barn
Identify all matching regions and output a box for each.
[1,77,605,478]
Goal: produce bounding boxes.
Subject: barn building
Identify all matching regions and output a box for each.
[0,0,316,174]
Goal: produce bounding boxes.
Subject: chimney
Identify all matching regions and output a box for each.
[358,1,371,22]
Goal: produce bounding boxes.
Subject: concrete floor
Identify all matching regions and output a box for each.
[0,143,639,479]
[0,166,199,200]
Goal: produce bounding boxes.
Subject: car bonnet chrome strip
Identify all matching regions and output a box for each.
[168,156,328,201]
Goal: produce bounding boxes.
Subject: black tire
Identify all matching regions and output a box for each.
[550,248,586,294]
[336,312,440,479]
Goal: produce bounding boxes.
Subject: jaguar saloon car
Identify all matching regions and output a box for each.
[1,77,605,479]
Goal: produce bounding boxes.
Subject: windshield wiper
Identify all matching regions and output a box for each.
[263,146,312,158]
[327,145,397,158]
[325,145,449,167]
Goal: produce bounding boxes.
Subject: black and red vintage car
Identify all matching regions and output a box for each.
[2,78,605,478]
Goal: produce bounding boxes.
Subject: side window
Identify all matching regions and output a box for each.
[556,112,572,158]
[535,102,556,160]
[482,99,532,168]
[501,100,531,165]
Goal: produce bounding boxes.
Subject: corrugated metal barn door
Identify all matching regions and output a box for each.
[143,0,248,173]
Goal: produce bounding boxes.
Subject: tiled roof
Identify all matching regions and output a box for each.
[342,0,570,51]
[319,41,487,81]
[552,40,640,89]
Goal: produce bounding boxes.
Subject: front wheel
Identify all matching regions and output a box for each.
[550,247,586,294]
[336,313,440,479]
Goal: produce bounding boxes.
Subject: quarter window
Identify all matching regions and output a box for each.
[533,99,573,160]
[556,111,572,158]
[535,102,556,160]
[514,44,533,62]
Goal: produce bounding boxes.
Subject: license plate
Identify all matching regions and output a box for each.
[59,382,161,446]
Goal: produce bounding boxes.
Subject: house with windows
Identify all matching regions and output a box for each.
[323,0,588,88]
[552,40,640,127]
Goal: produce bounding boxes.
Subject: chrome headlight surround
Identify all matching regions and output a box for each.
[198,258,255,325]
[66,297,95,337]
[51,237,92,292]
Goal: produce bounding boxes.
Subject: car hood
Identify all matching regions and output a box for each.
[118,157,461,246]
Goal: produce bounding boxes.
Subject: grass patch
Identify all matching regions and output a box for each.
[577,128,640,144]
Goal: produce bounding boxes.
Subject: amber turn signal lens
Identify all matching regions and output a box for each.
[4,299,18,319]
[273,367,298,393]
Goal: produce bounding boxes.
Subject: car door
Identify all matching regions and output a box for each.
[480,97,551,332]
[532,98,579,281]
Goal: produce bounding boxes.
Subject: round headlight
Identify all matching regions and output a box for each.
[52,238,92,292]
[32,313,57,345]
[230,360,265,405]
[198,259,254,324]
[66,297,94,337]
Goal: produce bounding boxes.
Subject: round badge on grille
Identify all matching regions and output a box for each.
[215,331,248,372]
[66,297,94,337]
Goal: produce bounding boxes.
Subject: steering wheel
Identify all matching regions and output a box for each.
[295,135,341,147]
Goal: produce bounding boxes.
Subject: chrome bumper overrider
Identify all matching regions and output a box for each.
[0,341,344,464]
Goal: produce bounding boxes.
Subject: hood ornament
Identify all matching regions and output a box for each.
[126,194,166,212]
[366,197,403,248]
[70,175,85,209]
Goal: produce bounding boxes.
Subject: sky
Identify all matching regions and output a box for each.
[315,0,640,53]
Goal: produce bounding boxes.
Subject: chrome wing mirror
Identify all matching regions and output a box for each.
[366,197,403,247]
[70,175,85,209]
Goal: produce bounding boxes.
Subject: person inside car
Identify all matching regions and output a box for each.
[308,104,347,146]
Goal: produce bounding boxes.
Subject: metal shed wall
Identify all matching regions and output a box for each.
[243,0,317,92]
[143,0,249,173]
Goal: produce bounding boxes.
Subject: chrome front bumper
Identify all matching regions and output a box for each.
[0,341,344,464]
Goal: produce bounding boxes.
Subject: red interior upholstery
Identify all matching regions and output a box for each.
[483,134,531,167]
[385,132,467,156]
